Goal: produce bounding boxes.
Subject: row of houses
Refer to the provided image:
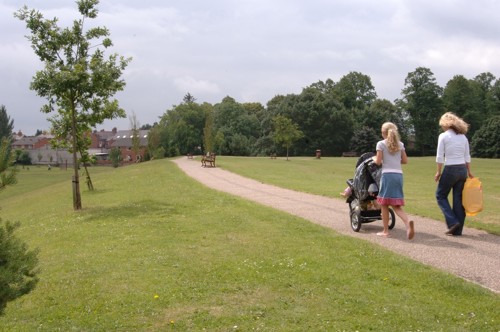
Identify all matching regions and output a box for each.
[11,128,149,166]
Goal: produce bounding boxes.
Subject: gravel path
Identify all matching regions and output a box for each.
[173,157,500,294]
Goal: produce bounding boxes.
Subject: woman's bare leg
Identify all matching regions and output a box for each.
[393,206,415,240]
[377,205,390,236]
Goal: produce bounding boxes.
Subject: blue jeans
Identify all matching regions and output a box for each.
[436,165,467,235]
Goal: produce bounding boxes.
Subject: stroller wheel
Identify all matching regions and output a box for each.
[350,209,362,232]
[388,208,396,229]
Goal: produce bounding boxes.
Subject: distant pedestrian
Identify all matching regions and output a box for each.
[435,112,474,236]
[372,122,414,239]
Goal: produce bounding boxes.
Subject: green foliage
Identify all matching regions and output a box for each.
[203,103,215,153]
[129,111,141,156]
[0,138,17,191]
[399,67,444,155]
[14,150,32,166]
[471,116,500,158]
[474,72,500,119]
[213,96,260,155]
[157,97,207,156]
[272,115,304,159]
[0,105,14,141]
[15,0,131,209]
[146,125,162,158]
[0,140,39,316]
[109,146,121,167]
[442,75,483,138]
[349,126,379,154]
[333,71,377,111]
[151,146,166,159]
[269,84,354,156]
[153,68,500,159]
[0,220,40,316]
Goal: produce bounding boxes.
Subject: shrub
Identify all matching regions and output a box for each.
[0,219,39,316]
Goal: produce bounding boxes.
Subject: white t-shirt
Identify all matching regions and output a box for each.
[376,140,404,174]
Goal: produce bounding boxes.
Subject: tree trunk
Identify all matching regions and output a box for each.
[71,103,82,210]
[79,147,94,191]
[83,164,94,191]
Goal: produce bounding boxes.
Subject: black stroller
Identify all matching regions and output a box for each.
[345,152,396,232]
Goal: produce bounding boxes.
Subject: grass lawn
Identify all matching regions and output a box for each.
[216,156,500,235]
[0,159,498,331]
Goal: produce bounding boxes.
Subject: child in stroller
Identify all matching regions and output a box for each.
[344,152,396,232]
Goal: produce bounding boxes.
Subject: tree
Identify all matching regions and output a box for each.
[157,97,207,156]
[109,147,121,168]
[0,105,14,141]
[16,0,131,210]
[473,72,497,119]
[213,96,260,156]
[333,71,377,112]
[0,138,39,316]
[272,115,304,160]
[442,75,482,137]
[470,116,500,158]
[399,67,443,155]
[14,150,31,166]
[203,103,215,154]
[0,220,40,316]
[349,126,379,154]
[486,79,500,117]
[147,125,163,159]
[130,111,141,161]
[183,92,196,103]
[273,85,353,156]
[0,139,17,191]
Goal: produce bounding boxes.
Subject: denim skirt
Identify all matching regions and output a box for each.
[376,172,405,206]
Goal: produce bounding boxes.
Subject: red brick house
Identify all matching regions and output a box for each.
[11,128,149,166]
[109,130,149,163]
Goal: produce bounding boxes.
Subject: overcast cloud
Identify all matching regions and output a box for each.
[1,0,500,135]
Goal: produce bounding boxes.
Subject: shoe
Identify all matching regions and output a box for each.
[376,232,390,238]
[445,223,460,236]
[407,220,415,240]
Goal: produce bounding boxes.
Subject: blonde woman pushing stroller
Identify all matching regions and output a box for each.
[372,122,415,239]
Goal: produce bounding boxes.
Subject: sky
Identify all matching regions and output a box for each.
[1,0,500,135]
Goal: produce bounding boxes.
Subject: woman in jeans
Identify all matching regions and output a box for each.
[435,112,474,236]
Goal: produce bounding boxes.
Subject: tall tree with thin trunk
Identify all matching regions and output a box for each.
[0,105,14,141]
[272,115,304,160]
[15,0,131,210]
[130,111,141,161]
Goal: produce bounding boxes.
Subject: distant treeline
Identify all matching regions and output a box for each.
[147,67,500,159]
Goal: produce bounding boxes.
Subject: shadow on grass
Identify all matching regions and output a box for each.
[77,199,183,223]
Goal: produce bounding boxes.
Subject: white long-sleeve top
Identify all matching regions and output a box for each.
[436,129,471,165]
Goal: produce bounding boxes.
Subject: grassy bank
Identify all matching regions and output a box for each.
[0,160,498,331]
[216,156,500,235]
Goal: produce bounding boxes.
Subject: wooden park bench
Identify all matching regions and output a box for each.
[342,151,358,157]
[201,153,216,167]
[186,153,193,159]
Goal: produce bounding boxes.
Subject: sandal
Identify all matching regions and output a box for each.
[376,232,390,238]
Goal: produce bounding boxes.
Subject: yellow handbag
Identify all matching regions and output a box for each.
[462,177,483,216]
